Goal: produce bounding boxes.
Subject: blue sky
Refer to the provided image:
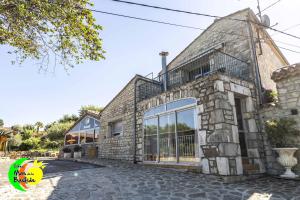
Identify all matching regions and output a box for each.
[1,0,299,127]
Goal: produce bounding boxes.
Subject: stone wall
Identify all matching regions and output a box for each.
[166,8,287,93]
[248,14,288,91]
[260,64,300,175]
[97,76,136,161]
[167,9,253,72]
[136,73,265,176]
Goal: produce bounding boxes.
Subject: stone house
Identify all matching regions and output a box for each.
[64,8,299,177]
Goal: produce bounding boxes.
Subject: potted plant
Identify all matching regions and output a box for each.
[62,147,71,159]
[73,145,82,159]
[265,118,299,178]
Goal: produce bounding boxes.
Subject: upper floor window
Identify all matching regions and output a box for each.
[111,120,123,137]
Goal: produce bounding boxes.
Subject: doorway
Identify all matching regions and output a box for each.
[234,98,248,157]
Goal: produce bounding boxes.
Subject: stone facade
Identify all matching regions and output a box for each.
[73,8,294,178]
[136,73,265,175]
[97,75,154,161]
[97,76,137,161]
[260,64,300,175]
[167,8,287,93]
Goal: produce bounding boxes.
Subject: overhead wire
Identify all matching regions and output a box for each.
[89,9,300,54]
[259,0,281,13]
[107,0,300,40]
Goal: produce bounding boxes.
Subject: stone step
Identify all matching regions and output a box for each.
[143,163,202,173]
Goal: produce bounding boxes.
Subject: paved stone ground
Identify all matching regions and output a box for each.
[0,158,300,200]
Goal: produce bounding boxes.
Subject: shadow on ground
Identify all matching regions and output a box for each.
[43,159,300,200]
[42,159,103,174]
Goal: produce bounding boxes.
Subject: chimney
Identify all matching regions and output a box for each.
[159,51,169,91]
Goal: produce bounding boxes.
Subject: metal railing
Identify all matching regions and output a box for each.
[137,50,251,102]
[178,134,195,157]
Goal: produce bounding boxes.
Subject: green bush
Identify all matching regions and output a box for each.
[10,133,22,147]
[44,139,60,149]
[46,122,73,141]
[265,118,299,147]
[264,90,278,103]
[19,137,41,150]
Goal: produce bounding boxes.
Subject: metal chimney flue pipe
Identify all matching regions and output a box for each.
[159,51,169,91]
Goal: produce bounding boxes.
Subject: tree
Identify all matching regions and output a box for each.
[20,124,35,140]
[79,105,102,117]
[35,121,44,133]
[1,0,105,70]
[11,124,22,133]
[58,114,79,124]
[0,119,4,127]
[46,121,73,141]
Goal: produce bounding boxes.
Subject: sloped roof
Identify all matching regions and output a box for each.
[63,111,100,135]
[166,8,288,70]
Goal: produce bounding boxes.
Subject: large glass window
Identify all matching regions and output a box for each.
[144,117,158,161]
[65,132,79,145]
[79,132,86,144]
[159,113,176,162]
[177,109,196,162]
[64,116,100,145]
[143,98,198,163]
[86,130,95,143]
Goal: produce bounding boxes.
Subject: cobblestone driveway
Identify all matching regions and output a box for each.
[0,159,300,200]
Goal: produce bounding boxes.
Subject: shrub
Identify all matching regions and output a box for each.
[18,137,41,150]
[19,142,33,151]
[265,118,299,147]
[62,147,71,153]
[45,140,60,149]
[46,122,73,141]
[264,90,278,103]
[74,145,82,152]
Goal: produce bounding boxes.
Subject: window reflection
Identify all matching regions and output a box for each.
[144,105,165,117]
[143,99,197,163]
[159,114,176,162]
[65,116,100,146]
[65,133,79,145]
[86,131,94,143]
[144,117,158,161]
[166,98,196,111]
[177,109,196,162]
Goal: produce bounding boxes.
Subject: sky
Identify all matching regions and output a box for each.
[1,0,300,127]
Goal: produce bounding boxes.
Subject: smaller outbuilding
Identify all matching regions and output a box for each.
[64,111,100,158]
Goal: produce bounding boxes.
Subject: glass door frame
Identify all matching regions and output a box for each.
[143,104,198,164]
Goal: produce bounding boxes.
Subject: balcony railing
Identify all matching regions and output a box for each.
[137,50,251,102]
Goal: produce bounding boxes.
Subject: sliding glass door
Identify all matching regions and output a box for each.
[143,98,198,163]
[144,117,158,161]
[159,113,176,162]
[177,109,196,162]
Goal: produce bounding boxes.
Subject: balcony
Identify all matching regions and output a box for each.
[137,50,251,102]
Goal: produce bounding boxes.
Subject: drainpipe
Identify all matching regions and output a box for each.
[159,51,169,91]
[133,76,141,164]
[247,18,263,105]
[247,15,267,171]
